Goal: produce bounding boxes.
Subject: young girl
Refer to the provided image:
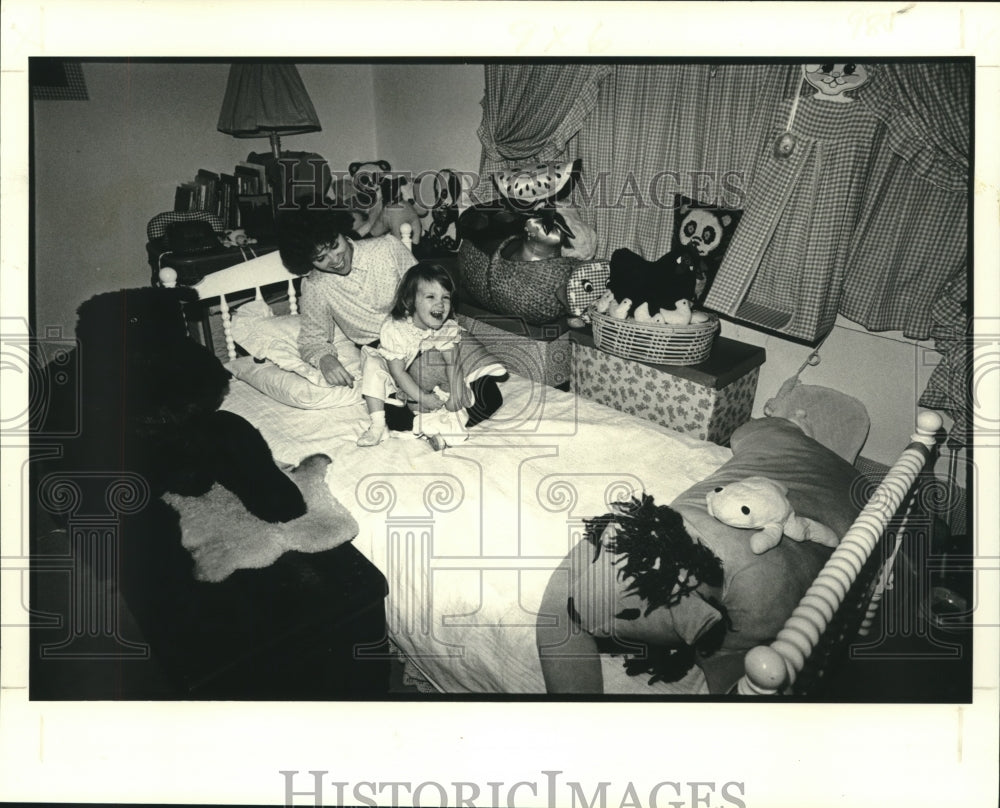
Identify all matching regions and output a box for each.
[357,263,474,448]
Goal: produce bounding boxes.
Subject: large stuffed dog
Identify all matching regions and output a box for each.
[61,286,306,523]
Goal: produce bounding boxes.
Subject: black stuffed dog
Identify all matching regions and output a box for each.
[53,286,305,525]
[607,245,703,317]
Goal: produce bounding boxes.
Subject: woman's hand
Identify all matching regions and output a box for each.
[318,355,354,387]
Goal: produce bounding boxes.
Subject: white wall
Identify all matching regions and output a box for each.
[32,62,378,339]
[372,63,484,175]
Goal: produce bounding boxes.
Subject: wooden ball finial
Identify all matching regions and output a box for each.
[158,267,178,288]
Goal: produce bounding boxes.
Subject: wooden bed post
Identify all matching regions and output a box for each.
[738,410,944,696]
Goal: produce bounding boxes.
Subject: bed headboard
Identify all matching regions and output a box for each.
[159,223,414,361]
[737,409,944,695]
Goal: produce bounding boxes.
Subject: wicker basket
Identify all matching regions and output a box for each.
[590,310,719,365]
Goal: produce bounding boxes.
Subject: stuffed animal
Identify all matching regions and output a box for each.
[672,200,742,301]
[594,289,616,314]
[492,159,597,260]
[221,228,256,248]
[633,301,655,322]
[654,299,693,326]
[554,201,598,261]
[347,159,392,204]
[414,168,463,257]
[705,476,840,554]
[609,297,633,320]
[346,159,427,244]
[50,286,308,528]
[608,246,700,317]
[501,208,575,262]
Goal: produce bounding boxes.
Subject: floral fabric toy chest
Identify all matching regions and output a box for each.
[570,329,766,445]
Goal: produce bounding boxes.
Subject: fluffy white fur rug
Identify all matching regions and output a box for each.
[163,454,358,582]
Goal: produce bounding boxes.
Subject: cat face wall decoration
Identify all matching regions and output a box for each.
[803,63,871,102]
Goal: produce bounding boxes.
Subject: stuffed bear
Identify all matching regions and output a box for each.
[347,159,427,244]
[705,476,840,555]
[50,286,306,527]
[607,246,701,318]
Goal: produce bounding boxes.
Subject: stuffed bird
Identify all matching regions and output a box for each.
[658,299,693,326]
[594,289,616,314]
[633,302,656,322]
[609,297,633,320]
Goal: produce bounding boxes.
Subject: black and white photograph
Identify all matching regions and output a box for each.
[2,3,998,807]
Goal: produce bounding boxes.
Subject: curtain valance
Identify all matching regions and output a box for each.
[477,64,611,167]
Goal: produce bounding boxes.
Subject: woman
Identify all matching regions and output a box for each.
[277,208,502,434]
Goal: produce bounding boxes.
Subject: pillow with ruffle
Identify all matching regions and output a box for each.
[227,303,362,409]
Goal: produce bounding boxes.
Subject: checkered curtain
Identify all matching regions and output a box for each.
[567,64,797,260]
[853,63,971,445]
[917,271,970,448]
[477,64,970,436]
[477,64,611,183]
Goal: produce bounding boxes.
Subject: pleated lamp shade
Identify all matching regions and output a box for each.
[217,63,321,158]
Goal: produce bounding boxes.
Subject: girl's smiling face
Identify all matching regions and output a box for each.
[411,277,451,330]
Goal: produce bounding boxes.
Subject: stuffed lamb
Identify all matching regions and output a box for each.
[705,476,840,554]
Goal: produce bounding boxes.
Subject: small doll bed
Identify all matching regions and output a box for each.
[161,244,942,697]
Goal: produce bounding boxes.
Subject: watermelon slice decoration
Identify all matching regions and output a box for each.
[495,161,576,209]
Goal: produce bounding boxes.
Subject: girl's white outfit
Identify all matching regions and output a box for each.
[361,316,469,444]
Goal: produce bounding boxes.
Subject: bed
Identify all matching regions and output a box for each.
[158,232,943,697]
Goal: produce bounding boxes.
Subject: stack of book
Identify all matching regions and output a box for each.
[234,161,267,196]
[173,162,270,232]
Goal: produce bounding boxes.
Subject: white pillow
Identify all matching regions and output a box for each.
[227,303,362,409]
[226,357,362,410]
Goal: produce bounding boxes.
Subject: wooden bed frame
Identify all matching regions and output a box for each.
[160,223,945,697]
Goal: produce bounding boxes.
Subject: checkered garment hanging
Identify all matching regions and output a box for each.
[705,96,886,342]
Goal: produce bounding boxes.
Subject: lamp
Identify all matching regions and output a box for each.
[217,63,321,160]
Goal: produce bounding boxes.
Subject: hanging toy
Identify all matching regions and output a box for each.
[774,65,806,160]
[774,132,797,159]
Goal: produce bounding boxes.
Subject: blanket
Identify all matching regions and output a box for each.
[163,454,358,582]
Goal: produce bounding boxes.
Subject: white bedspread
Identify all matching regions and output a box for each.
[222,373,731,694]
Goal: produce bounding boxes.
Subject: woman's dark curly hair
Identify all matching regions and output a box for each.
[275,208,357,276]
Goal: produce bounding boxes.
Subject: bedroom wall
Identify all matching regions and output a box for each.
[371,63,485,177]
[31,61,377,340]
